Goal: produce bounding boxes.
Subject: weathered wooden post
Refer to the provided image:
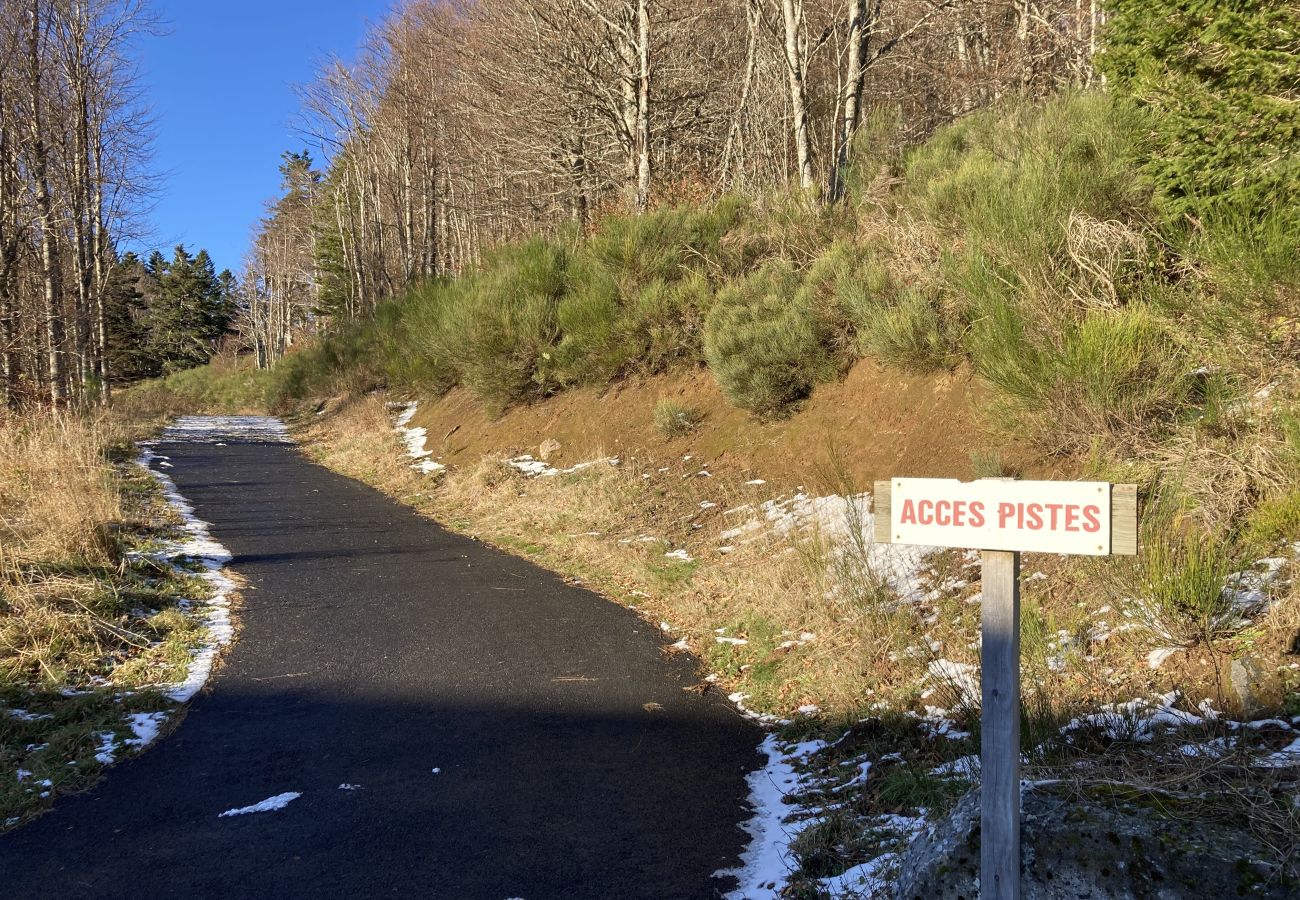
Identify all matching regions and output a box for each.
[874,478,1137,900]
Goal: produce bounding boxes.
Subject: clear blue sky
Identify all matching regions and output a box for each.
[136,0,393,275]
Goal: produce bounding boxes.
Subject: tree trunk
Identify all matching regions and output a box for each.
[780,0,815,191]
[28,0,66,405]
[634,0,651,211]
[831,0,874,201]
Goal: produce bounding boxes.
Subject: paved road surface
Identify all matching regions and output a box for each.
[0,417,761,899]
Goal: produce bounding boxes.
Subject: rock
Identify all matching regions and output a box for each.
[538,438,562,461]
[1231,656,1265,714]
[894,785,1294,899]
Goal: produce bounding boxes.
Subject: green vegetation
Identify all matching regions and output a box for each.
[239,89,1290,452]
[703,260,837,416]
[106,245,237,381]
[1100,1,1300,238]
[653,399,703,438]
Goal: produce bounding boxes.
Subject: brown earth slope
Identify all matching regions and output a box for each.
[404,360,1018,490]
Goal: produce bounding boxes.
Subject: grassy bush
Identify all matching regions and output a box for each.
[703,261,838,417]
[970,302,1190,452]
[116,361,278,420]
[903,94,1149,280]
[653,399,703,438]
[1130,524,1240,647]
[426,239,569,413]
[855,289,958,373]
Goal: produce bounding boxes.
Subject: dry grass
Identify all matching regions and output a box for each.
[0,413,121,569]
[1,412,218,828]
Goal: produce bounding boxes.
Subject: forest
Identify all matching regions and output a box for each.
[0,1,230,406]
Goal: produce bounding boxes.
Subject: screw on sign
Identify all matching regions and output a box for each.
[874,478,1137,900]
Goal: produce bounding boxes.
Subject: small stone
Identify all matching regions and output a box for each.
[1230,655,1264,714]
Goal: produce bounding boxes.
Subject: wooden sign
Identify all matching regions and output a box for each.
[874,478,1137,900]
[873,478,1137,557]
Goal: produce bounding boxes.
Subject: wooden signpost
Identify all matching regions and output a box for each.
[873,478,1137,900]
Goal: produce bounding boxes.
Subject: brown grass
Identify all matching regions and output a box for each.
[0,413,121,569]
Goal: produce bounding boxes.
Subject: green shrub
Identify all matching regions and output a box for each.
[703,261,837,416]
[653,399,703,438]
[548,258,623,385]
[1131,520,1240,646]
[416,239,569,413]
[587,201,743,287]
[855,289,957,373]
[903,94,1156,347]
[971,303,1190,452]
[1099,2,1300,239]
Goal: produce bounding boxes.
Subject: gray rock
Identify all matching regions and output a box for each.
[894,784,1295,899]
[1231,656,1265,714]
[538,438,562,461]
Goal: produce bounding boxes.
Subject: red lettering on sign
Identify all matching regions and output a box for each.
[998,502,1015,528]
[1083,504,1101,533]
[1026,503,1042,530]
[1064,505,1080,532]
[969,501,986,528]
[934,500,951,526]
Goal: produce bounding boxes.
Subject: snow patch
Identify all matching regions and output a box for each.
[391,402,447,475]
[717,735,827,898]
[135,443,236,705]
[219,792,302,817]
[721,491,935,600]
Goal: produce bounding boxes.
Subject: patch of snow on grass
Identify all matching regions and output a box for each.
[718,735,827,899]
[927,659,980,709]
[665,548,695,562]
[218,792,302,817]
[505,453,618,479]
[721,491,935,599]
[391,402,447,475]
[136,444,236,705]
[1061,691,1215,743]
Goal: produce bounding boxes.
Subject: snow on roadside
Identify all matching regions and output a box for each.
[218,792,302,817]
[136,445,236,705]
[718,735,827,898]
[81,421,250,766]
[391,402,446,475]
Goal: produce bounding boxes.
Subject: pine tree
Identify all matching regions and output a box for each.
[103,253,154,381]
[1100,2,1300,234]
[133,245,234,374]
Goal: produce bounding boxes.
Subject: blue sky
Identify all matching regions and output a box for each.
[135,0,392,275]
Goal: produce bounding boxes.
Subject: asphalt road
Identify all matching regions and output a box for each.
[0,417,762,899]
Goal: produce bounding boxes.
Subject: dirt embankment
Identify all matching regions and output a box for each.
[405,360,1024,491]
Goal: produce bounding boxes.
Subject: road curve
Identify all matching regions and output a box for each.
[0,417,761,900]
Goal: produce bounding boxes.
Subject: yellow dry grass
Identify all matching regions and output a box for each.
[0,412,121,570]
